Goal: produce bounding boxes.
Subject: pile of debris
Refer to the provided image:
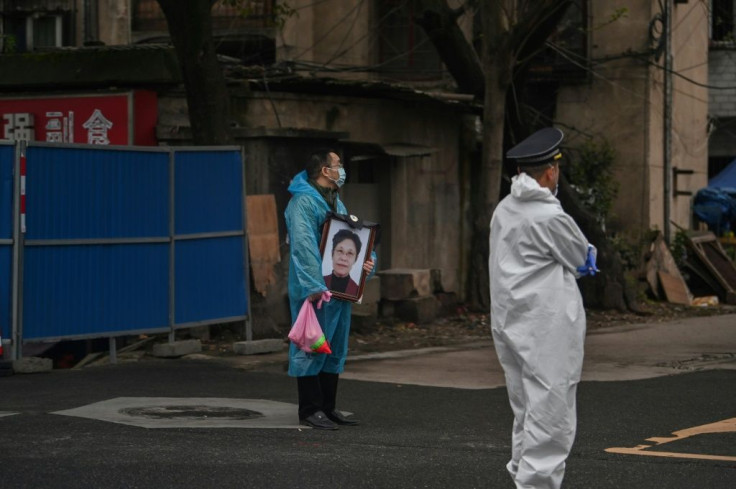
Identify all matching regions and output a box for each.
[351,268,457,331]
[643,231,736,306]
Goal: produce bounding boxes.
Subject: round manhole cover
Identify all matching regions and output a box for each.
[121,405,264,420]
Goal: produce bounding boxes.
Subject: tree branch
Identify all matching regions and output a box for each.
[450,0,478,20]
[415,0,484,97]
[510,1,572,67]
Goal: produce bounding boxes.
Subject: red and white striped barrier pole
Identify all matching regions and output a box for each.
[20,147,26,234]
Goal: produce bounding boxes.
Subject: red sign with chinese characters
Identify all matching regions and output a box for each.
[0,91,157,146]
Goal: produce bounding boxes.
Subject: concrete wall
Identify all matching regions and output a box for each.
[73,0,131,46]
[668,1,709,228]
[277,0,474,83]
[239,91,466,295]
[556,0,708,241]
[98,0,131,46]
[278,0,375,78]
[157,88,470,328]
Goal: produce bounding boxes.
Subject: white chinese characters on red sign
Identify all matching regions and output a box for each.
[3,113,35,141]
[0,92,166,146]
[82,109,113,145]
[44,111,74,143]
[3,108,114,144]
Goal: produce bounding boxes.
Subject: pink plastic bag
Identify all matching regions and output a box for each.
[288,291,333,354]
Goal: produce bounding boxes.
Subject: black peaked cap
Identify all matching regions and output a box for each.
[506,128,564,167]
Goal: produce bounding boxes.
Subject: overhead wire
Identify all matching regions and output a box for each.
[322,0,366,65]
[542,39,711,158]
[288,0,367,61]
[295,0,427,74]
[282,31,437,75]
[329,0,414,68]
[269,0,726,106]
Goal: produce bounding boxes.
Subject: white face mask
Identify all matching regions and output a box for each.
[327,167,346,188]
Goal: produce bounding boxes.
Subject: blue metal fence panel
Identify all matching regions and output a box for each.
[174,150,243,234]
[22,145,171,340]
[173,149,248,325]
[0,144,13,239]
[175,236,247,324]
[25,146,169,239]
[13,144,248,343]
[22,244,169,340]
[0,143,13,342]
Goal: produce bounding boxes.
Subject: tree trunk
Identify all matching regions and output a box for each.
[465,2,514,310]
[156,0,233,145]
[414,0,484,97]
[414,0,639,312]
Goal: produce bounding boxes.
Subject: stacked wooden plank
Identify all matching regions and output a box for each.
[644,233,692,305]
[681,232,736,305]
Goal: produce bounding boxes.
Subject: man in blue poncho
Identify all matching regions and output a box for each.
[285,149,376,430]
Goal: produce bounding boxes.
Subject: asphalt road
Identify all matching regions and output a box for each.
[1,357,734,489]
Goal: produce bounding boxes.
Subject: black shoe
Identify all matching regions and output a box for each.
[325,410,359,426]
[300,411,338,430]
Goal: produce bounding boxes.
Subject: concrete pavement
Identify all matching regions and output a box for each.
[1,314,735,489]
[172,312,736,390]
[340,313,736,388]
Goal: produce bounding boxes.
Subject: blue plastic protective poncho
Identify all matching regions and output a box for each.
[489,172,591,489]
[284,170,375,377]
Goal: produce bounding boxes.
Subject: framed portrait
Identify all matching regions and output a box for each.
[319,213,379,302]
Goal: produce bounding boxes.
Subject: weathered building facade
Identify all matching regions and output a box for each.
[0,1,714,330]
[556,0,709,242]
[1,0,478,330]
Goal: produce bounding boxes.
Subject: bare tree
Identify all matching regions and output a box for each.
[155,0,233,144]
[416,0,637,311]
[416,0,571,309]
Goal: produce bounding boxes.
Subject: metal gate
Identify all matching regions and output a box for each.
[0,142,250,360]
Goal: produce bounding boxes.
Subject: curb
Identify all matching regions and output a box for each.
[347,339,492,363]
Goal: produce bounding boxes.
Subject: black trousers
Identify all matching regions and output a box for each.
[297,372,339,420]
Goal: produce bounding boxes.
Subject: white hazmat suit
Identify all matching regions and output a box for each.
[489,172,592,489]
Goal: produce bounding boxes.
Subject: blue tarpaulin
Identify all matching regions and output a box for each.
[709,159,736,189]
[695,161,736,233]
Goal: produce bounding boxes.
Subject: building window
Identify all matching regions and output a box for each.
[0,0,72,52]
[377,0,443,81]
[2,14,64,52]
[32,15,62,48]
[711,0,735,42]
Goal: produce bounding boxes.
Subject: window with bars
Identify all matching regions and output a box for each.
[2,14,66,52]
[711,0,735,42]
[376,0,443,80]
[0,0,71,52]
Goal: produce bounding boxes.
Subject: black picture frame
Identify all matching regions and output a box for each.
[319,213,379,302]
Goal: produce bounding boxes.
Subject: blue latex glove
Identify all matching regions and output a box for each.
[576,245,599,277]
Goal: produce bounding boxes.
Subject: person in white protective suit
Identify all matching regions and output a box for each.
[489,128,598,489]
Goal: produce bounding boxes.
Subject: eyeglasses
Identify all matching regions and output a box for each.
[327,163,344,170]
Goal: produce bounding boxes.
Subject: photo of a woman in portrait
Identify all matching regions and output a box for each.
[323,229,361,295]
